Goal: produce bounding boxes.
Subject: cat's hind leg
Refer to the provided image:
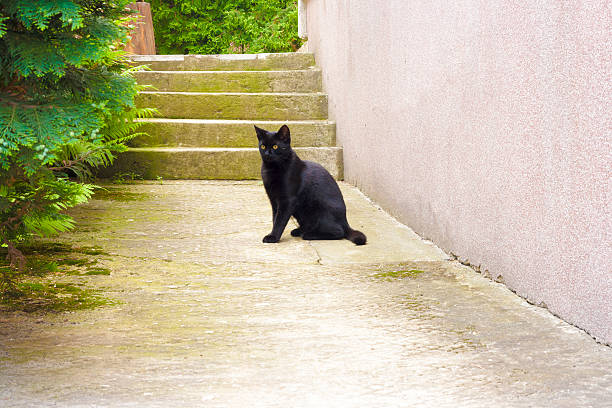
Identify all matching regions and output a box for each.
[301,218,344,241]
[301,229,344,240]
[290,215,304,237]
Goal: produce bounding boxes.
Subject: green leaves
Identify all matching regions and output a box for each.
[23,178,95,237]
[3,0,83,31]
[4,32,67,78]
[1,2,128,80]
[149,0,301,55]
[0,0,145,269]
[0,101,105,173]
[0,16,8,38]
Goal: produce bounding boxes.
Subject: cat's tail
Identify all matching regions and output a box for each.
[346,227,367,246]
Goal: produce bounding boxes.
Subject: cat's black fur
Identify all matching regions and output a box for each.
[255,125,366,245]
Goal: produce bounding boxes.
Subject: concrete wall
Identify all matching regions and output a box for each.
[305,0,611,344]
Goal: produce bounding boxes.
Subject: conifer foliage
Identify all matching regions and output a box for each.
[0,0,147,269]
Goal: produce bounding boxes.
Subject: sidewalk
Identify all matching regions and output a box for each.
[1,181,611,407]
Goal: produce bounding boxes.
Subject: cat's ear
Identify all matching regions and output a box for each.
[254,125,266,141]
[277,125,291,143]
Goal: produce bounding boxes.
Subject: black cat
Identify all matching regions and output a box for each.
[255,124,366,245]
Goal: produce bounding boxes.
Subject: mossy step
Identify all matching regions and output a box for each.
[102,147,343,180]
[135,70,322,93]
[137,92,328,120]
[131,53,315,71]
[132,119,335,148]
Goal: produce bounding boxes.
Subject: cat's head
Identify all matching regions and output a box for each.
[254,125,292,164]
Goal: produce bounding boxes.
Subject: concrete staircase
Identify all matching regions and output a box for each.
[105,53,342,180]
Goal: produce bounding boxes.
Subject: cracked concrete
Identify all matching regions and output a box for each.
[1,181,611,407]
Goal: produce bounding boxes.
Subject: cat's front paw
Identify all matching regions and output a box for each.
[262,234,279,243]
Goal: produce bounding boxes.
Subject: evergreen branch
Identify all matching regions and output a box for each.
[0,97,57,110]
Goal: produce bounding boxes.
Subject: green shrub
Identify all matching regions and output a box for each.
[0,0,151,270]
[149,0,302,54]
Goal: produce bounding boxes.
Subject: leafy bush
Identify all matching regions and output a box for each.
[149,0,302,54]
[0,0,150,270]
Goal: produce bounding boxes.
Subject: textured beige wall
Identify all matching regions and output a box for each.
[306,0,611,344]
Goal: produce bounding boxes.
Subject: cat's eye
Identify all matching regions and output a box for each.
[260,145,266,150]
[272,145,278,150]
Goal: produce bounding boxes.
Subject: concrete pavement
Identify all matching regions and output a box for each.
[1,181,611,407]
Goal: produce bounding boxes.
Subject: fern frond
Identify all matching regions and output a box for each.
[100,106,157,142]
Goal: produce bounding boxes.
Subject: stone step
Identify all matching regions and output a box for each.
[131,53,315,71]
[135,70,322,93]
[137,92,328,120]
[114,53,340,181]
[101,147,344,180]
[132,119,336,148]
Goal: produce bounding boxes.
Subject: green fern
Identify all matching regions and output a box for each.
[0,16,8,38]
[52,103,157,180]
